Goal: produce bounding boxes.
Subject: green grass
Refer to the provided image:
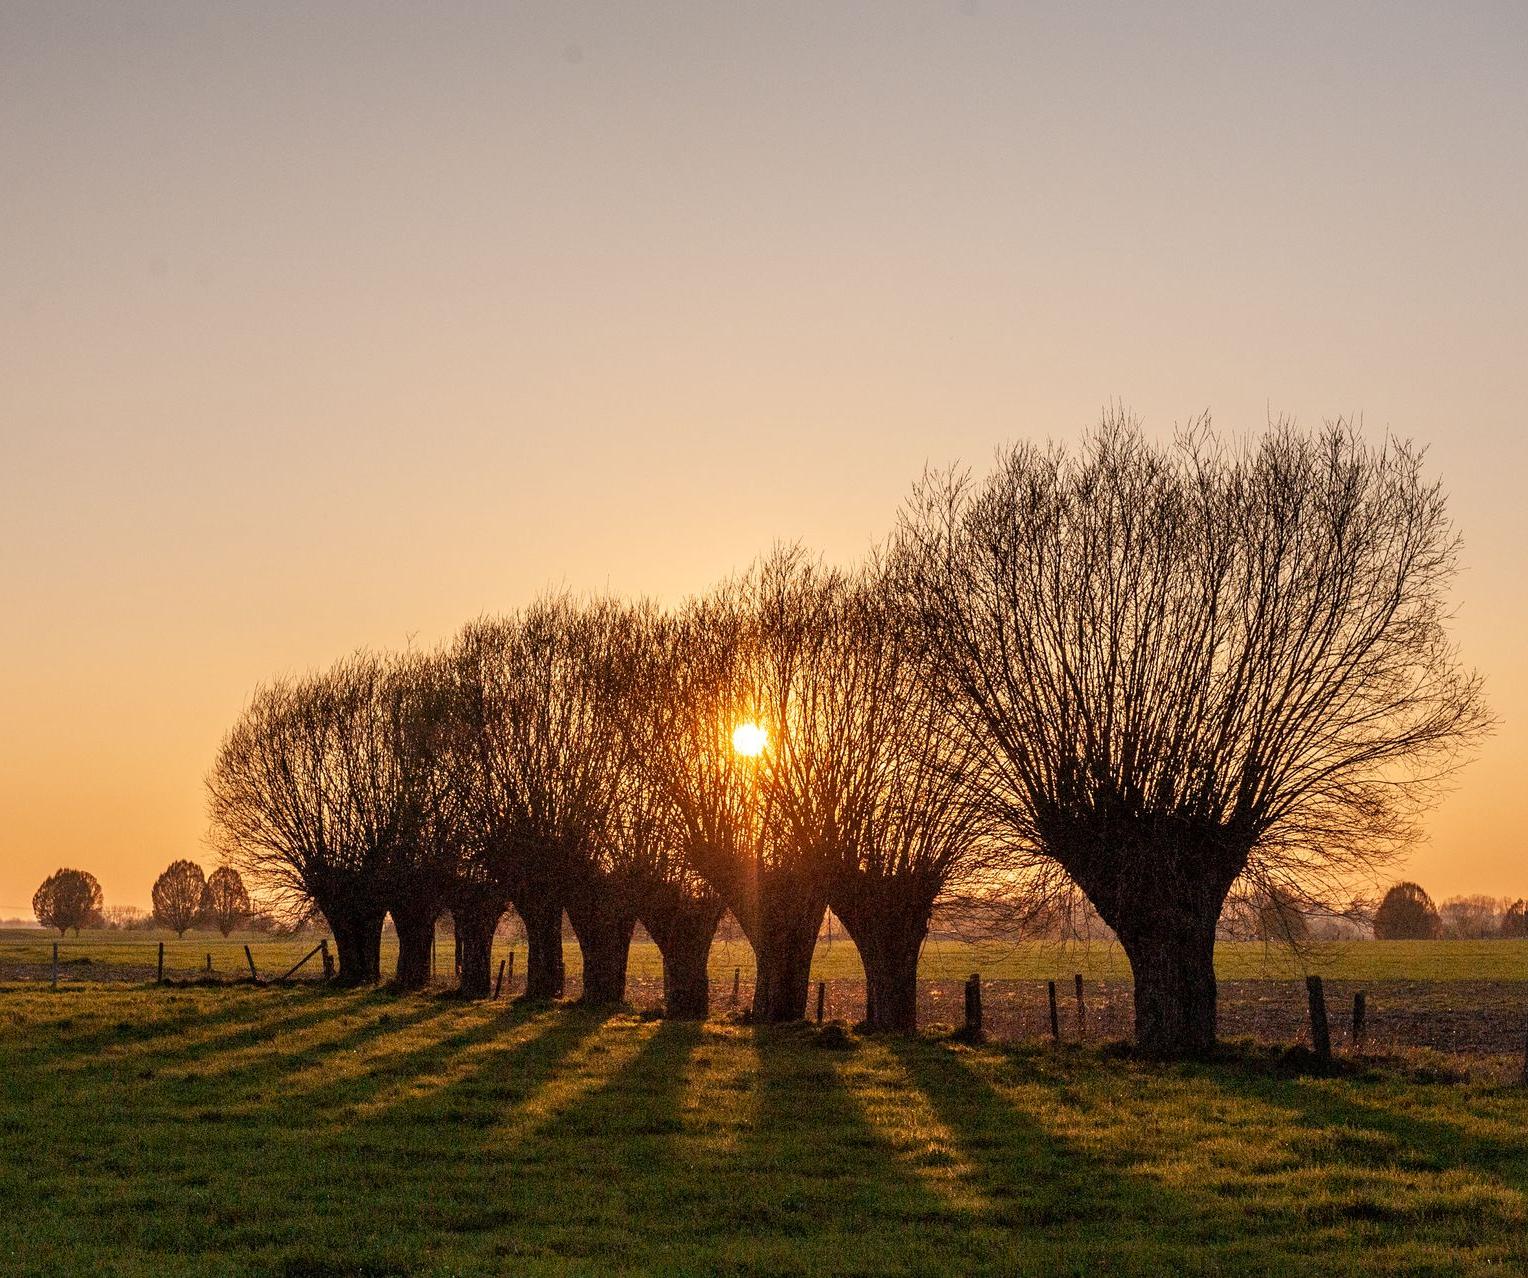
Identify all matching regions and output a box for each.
[0,986,1525,1275]
[5,928,1527,986]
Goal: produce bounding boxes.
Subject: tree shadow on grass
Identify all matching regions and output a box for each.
[886,1040,1286,1274]
[1206,1064,1528,1193]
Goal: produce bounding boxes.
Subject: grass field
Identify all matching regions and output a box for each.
[5,928,1527,986]
[1,984,1526,1276]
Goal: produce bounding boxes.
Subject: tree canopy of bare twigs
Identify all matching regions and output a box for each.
[151,859,206,938]
[895,414,1491,1054]
[199,865,252,937]
[33,868,103,936]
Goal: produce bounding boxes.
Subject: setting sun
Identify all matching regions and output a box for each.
[731,722,768,757]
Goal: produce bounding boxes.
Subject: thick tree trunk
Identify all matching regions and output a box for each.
[512,888,566,1002]
[330,908,385,986]
[566,893,637,1007]
[749,892,826,1023]
[641,895,725,1020]
[834,889,932,1034]
[391,902,438,991]
[1117,918,1220,1056]
[454,898,503,1000]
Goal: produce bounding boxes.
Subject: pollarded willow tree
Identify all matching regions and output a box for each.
[766,567,1014,1032]
[896,415,1492,1055]
[446,598,628,1001]
[207,653,436,985]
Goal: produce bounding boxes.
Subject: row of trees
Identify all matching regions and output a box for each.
[1373,882,1528,940]
[208,418,1490,1055]
[31,864,252,937]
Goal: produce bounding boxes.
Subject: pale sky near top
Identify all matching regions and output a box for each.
[2,2,1525,913]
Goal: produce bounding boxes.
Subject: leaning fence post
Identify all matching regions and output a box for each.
[52,942,59,990]
[963,973,983,1039]
[1048,979,1061,1043]
[1074,973,1086,1037]
[1306,975,1331,1063]
[157,941,165,984]
[816,981,826,1024]
[245,945,258,981]
[1351,991,1366,1050]
[494,959,506,1000]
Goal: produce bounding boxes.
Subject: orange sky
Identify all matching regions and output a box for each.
[3,3,1525,913]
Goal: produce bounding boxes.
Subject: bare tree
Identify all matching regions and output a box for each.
[613,606,728,1018]
[896,415,1491,1054]
[152,860,206,938]
[1438,894,1505,940]
[1373,880,1444,939]
[207,655,420,984]
[445,599,628,1001]
[1501,899,1528,939]
[33,868,103,936]
[199,866,252,937]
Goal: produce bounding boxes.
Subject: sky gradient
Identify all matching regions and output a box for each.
[3,2,1525,913]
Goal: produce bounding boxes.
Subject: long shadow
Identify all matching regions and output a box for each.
[886,1039,1276,1266]
[1207,1065,1528,1192]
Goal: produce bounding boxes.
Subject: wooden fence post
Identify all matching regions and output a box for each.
[1306,975,1331,1063]
[1074,973,1086,1037]
[157,941,165,984]
[494,959,506,1000]
[320,939,334,980]
[1048,980,1061,1043]
[205,953,212,975]
[275,942,324,983]
[816,981,826,1024]
[1351,991,1366,1050]
[507,949,515,995]
[245,945,258,981]
[964,973,983,1038]
[52,942,59,990]
[731,966,741,1005]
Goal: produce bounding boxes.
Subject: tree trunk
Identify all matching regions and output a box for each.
[566,893,637,1007]
[641,894,726,1020]
[749,893,826,1023]
[391,902,438,991]
[330,909,385,986]
[512,888,565,1002]
[834,888,932,1034]
[1117,918,1220,1056]
[454,899,502,999]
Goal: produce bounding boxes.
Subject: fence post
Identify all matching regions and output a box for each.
[1351,991,1366,1050]
[816,980,826,1024]
[963,973,983,1038]
[52,942,59,990]
[507,949,515,996]
[320,939,334,980]
[1521,1030,1528,1086]
[1048,979,1061,1043]
[205,953,212,975]
[494,959,506,1000]
[1306,975,1331,1063]
[245,945,258,981]
[1074,973,1086,1037]
[731,966,741,1005]
[157,941,165,984]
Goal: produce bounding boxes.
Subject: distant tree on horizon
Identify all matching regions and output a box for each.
[1500,899,1528,939]
[1438,894,1506,940]
[152,860,206,938]
[33,869,104,936]
[199,866,251,937]
[1373,881,1443,940]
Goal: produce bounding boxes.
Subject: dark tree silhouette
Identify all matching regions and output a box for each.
[33,868,104,936]
[199,866,252,937]
[208,654,427,984]
[152,860,206,938]
[1373,881,1443,940]
[1501,899,1528,939]
[896,416,1491,1055]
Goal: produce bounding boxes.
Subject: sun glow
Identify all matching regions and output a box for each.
[731,722,768,757]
